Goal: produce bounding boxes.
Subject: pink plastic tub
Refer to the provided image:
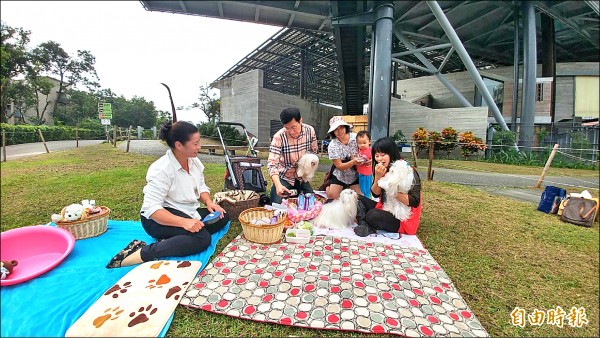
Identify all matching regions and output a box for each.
[1,225,75,286]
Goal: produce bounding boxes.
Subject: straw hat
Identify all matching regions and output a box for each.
[327,116,353,134]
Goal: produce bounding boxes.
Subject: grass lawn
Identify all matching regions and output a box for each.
[1,143,598,336]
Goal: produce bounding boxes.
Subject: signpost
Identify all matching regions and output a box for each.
[98,102,113,139]
[98,102,113,120]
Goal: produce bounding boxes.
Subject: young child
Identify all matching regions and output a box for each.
[355,130,373,198]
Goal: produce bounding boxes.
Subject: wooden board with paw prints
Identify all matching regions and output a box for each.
[66,260,201,337]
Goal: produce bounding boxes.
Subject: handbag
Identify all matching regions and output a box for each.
[318,164,336,191]
[560,197,598,228]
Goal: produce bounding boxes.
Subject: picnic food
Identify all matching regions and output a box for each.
[296,221,314,235]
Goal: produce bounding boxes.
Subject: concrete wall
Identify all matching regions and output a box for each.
[390,98,488,139]
[395,62,598,125]
[555,77,574,122]
[214,69,341,145]
[214,70,261,135]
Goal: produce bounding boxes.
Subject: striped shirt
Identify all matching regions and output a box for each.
[268,123,318,185]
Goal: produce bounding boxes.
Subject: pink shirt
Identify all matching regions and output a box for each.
[267,124,318,185]
[356,147,372,176]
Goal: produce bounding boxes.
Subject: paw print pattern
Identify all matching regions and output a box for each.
[128,304,158,327]
[104,282,132,298]
[150,261,171,269]
[146,274,171,289]
[93,306,124,328]
[166,282,189,300]
[177,261,191,268]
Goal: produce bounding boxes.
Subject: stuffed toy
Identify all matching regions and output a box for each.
[1,260,18,280]
[81,199,101,214]
[51,203,88,223]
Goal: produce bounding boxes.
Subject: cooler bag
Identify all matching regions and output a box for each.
[537,186,566,214]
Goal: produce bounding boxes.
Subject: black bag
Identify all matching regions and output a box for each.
[560,197,598,228]
[318,157,356,191]
[318,164,336,191]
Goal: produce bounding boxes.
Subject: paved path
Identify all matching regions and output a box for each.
[1,140,105,161]
[118,141,598,204]
[4,140,597,205]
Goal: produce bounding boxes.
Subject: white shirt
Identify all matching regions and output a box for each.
[140,149,210,220]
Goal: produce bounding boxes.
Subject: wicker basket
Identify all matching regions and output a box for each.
[55,206,110,240]
[238,207,286,244]
[218,196,260,221]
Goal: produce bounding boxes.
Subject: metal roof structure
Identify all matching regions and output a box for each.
[140,1,599,113]
[214,28,342,106]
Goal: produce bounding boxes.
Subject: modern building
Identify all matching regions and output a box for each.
[4,76,65,126]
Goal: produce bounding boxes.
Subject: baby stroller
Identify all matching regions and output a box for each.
[217,122,269,205]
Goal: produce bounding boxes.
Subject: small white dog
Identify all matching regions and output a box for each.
[377,159,414,221]
[312,189,358,230]
[296,153,319,182]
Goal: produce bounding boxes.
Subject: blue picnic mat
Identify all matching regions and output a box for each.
[0,219,230,337]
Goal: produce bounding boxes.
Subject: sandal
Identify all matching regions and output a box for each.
[106,240,146,268]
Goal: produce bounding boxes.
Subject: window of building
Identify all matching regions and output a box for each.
[536,83,544,101]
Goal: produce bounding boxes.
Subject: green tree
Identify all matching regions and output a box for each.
[155,110,171,128]
[110,95,158,128]
[191,83,220,122]
[0,22,31,122]
[30,41,100,118]
[53,89,98,125]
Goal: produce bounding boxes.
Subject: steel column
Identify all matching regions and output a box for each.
[370,2,394,141]
[512,5,520,133]
[521,1,537,150]
[395,29,471,107]
[426,1,514,144]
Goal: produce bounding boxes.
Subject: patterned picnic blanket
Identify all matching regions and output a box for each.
[180,234,488,336]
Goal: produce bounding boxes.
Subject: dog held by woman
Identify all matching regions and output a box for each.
[376,159,414,221]
[312,189,358,230]
[296,153,320,183]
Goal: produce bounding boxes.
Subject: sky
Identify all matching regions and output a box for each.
[0,1,280,124]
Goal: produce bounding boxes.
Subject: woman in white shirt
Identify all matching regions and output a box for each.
[106,121,228,268]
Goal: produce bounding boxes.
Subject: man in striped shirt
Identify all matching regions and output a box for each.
[268,107,318,204]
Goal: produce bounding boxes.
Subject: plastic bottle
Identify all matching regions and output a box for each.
[297,193,306,211]
[305,193,315,210]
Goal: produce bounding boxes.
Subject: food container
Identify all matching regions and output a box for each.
[284,228,311,244]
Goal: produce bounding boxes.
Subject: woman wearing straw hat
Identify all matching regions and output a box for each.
[325,115,363,200]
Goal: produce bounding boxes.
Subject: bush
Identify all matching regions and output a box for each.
[412,127,429,155]
[0,123,103,145]
[492,129,516,150]
[439,127,458,157]
[392,129,407,143]
[459,131,487,158]
[428,131,442,152]
[197,122,246,146]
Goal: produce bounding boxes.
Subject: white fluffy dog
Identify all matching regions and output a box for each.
[377,159,414,221]
[312,189,358,230]
[296,153,319,182]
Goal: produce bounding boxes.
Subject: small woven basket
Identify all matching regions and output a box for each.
[56,206,110,240]
[239,207,286,244]
[218,196,260,221]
